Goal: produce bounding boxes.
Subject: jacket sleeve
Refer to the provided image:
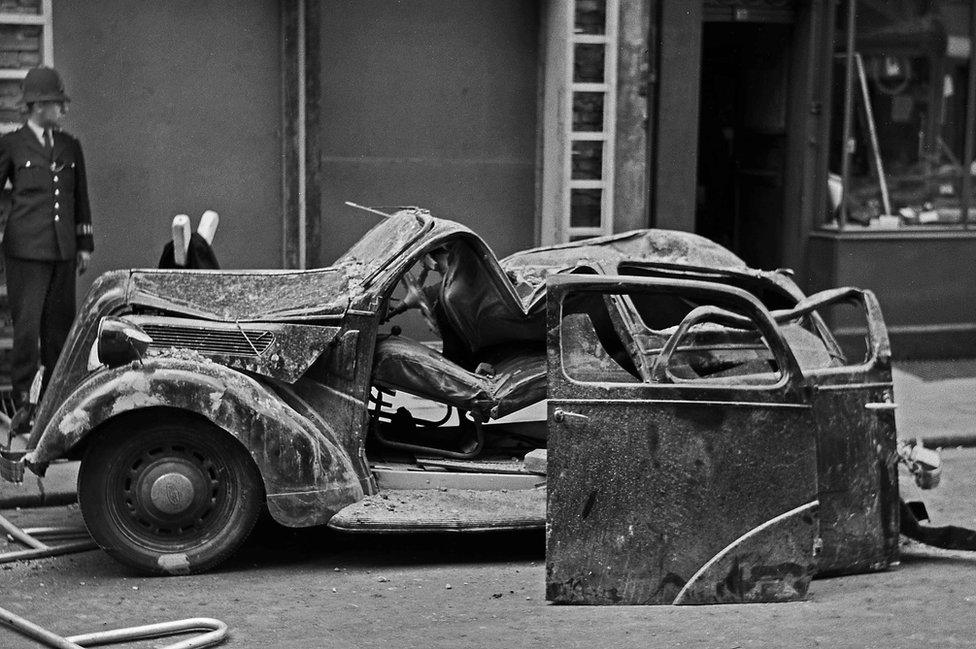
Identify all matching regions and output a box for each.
[73,137,93,253]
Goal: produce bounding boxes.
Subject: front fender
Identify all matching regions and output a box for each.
[29,355,363,527]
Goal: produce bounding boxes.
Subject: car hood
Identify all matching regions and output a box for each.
[126,267,357,321]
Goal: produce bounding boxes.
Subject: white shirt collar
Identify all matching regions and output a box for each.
[26,119,50,146]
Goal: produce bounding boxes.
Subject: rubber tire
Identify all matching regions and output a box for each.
[78,414,264,575]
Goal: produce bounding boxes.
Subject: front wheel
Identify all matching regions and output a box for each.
[78,413,264,575]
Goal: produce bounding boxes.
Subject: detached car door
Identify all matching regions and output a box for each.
[789,287,899,575]
[545,275,820,605]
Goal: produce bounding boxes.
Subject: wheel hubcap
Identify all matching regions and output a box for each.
[149,472,196,514]
[117,444,228,542]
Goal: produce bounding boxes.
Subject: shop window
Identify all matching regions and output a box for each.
[0,0,52,131]
[826,0,976,231]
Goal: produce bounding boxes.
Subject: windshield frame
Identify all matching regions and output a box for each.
[333,211,433,288]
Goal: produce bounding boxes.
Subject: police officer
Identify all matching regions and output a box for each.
[0,67,93,420]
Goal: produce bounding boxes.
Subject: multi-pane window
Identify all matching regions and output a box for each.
[565,0,618,241]
[0,0,52,130]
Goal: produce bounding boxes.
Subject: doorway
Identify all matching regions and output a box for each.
[695,21,794,270]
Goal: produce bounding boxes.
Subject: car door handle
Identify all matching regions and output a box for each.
[553,408,589,423]
[865,402,898,411]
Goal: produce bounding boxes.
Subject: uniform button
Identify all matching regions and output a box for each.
[53,175,59,183]
[54,189,59,196]
[54,215,60,222]
[54,202,60,209]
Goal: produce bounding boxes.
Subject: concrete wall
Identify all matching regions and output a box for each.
[316,0,541,264]
[807,233,976,359]
[52,0,282,297]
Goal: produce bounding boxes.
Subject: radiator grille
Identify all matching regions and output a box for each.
[142,324,275,357]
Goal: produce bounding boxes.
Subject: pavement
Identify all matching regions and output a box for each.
[0,359,974,510]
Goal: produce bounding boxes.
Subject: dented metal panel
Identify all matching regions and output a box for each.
[545,400,820,605]
[803,290,900,574]
[125,315,340,383]
[27,354,363,527]
[127,267,353,321]
[545,276,820,605]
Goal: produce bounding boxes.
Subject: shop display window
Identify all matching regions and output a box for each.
[826,0,976,231]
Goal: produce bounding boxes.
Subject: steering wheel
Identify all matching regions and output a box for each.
[384,257,440,335]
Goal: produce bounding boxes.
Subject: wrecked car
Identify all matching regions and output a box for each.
[0,208,918,596]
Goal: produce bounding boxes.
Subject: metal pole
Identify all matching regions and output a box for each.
[855,53,892,216]
[0,605,85,649]
[838,0,858,229]
[960,0,976,229]
[0,607,227,649]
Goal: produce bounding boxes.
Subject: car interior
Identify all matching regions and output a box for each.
[364,236,853,464]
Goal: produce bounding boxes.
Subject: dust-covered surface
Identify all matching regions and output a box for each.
[329,488,545,531]
[0,450,974,648]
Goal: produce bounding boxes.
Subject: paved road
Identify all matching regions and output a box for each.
[2,451,975,648]
[2,359,975,647]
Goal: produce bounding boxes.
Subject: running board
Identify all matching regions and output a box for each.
[372,466,545,491]
[327,488,546,532]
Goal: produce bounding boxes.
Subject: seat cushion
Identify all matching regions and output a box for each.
[372,336,547,421]
[372,336,494,420]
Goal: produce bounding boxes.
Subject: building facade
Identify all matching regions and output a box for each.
[0,0,973,362]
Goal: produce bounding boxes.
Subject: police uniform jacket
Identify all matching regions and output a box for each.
[0,125,93,261]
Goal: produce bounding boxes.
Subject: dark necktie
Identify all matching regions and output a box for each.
[43,130,53,155]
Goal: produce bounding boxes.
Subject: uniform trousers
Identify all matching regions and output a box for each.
[3,255,75,406]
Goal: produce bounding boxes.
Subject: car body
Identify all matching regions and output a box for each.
[1,209,901,602]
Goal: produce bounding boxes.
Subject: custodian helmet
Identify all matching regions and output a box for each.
[21,66,70,104]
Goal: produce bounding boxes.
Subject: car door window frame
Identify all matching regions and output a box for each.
[549,275,808,399]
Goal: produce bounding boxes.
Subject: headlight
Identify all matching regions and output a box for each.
[97,317,153,367]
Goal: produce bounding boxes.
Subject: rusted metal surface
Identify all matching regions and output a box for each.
[545,276,820,605]
[802,290,900,575]
[127,267,353,321]
[27,354,363,527]
[126,315,340,383]
[545,402,819,605]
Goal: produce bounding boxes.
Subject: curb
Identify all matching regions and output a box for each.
[0,490,76,509]
[914,435,976,449]
[0,461,78,510]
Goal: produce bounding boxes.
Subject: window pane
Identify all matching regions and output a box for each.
[574,0,606,35]
[570,188,602,228]
[560,292,641,383]
[571,140,603,180]
[572,91,604,132]
[573,43,605,83]
[0,25,42,69]
[826,1,976,230]
[559,289,784,386]
[0,79,22,123]
[0,0,42,15]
